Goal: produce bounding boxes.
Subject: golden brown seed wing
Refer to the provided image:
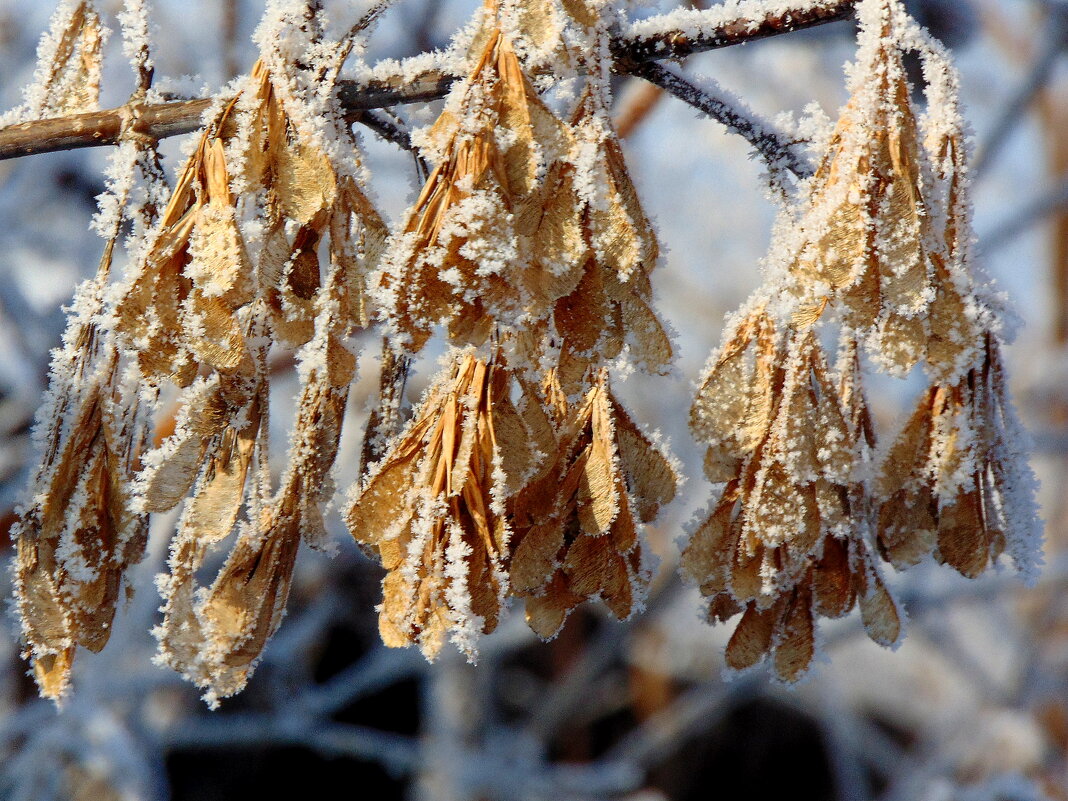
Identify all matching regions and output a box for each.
[859,567,902,648]
[680,491,736,591]
[812,536,855,619]
[773,592,815,683]
[937,488,989,578]
[138,378,229,513]
[725,603,778,671]
[510,521,565,594]
[525,572,584,640]
[34,1,105,116]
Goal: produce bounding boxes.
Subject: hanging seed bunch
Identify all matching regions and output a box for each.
[125,95,280,700]
[787,0,937,378]
[374,0,570,353]
[684,0,1040,683]
[507,3,678,640]
[509,366,678,639]
[873,13,1042,582]
[685,307,899,682]
[348,0,578,658]
[11,0,169,700]
[12,146,161,700]
[139,30,384,702]
[12,2,387,705]
[347,0,678,655]
[346,349,548,659]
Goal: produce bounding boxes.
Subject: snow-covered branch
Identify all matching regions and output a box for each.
[629,61,813,178]
[0,1,856,162]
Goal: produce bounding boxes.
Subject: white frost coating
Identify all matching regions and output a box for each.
[443,521,483,660]
[1,0,109,126]
[625,0,845,42]
[986,349,1044,584]
[117,0,155,77]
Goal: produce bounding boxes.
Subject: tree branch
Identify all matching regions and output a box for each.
[0,1,855,162]
[629,61,813,178]
[347,108,414,151]
[616,0,856,63]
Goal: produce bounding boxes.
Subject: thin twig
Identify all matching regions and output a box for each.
[0,98,212,159]
[629,61,813,178]
[221,1,241,81]
[614,81,666,139]
[522,580,685,743]
[616,0,856,63]
[412,0,445,54]
[598,674,764,771]
[330,0,401,85]
[298,646,424,718]
[348,108,414,151]
[0,2,856,162]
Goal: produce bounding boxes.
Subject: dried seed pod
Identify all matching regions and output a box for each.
[544,85,673,397]
[511,369,677,639]
[14,207,152,700]
[184,253,360,704]
[113,159,199,383]
[504,0,567,64]
[152,136,379,699]
[876,335,1041,580]
[835,335,877,457]
[377,25,570,353]
[360,341,413,476]
[922,130,983,380]
[14,349,149,699]
[240,60,364,346]
[684,330,901,681]
[115,115,254,383]
[242,61,339,225]
[572,87,659,288]
[330,176,389,330]
[21,0,106,119]
[789,1,937,376]
[152,381,264,693]
[514,158,587,318]
[690,306,780,484]
[346,351,542,660]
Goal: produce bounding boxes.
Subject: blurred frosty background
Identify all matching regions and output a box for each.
[1,0,1068,799]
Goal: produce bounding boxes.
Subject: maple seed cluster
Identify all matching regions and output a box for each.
[10,0,1041,705]
[684,1,1040,681]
